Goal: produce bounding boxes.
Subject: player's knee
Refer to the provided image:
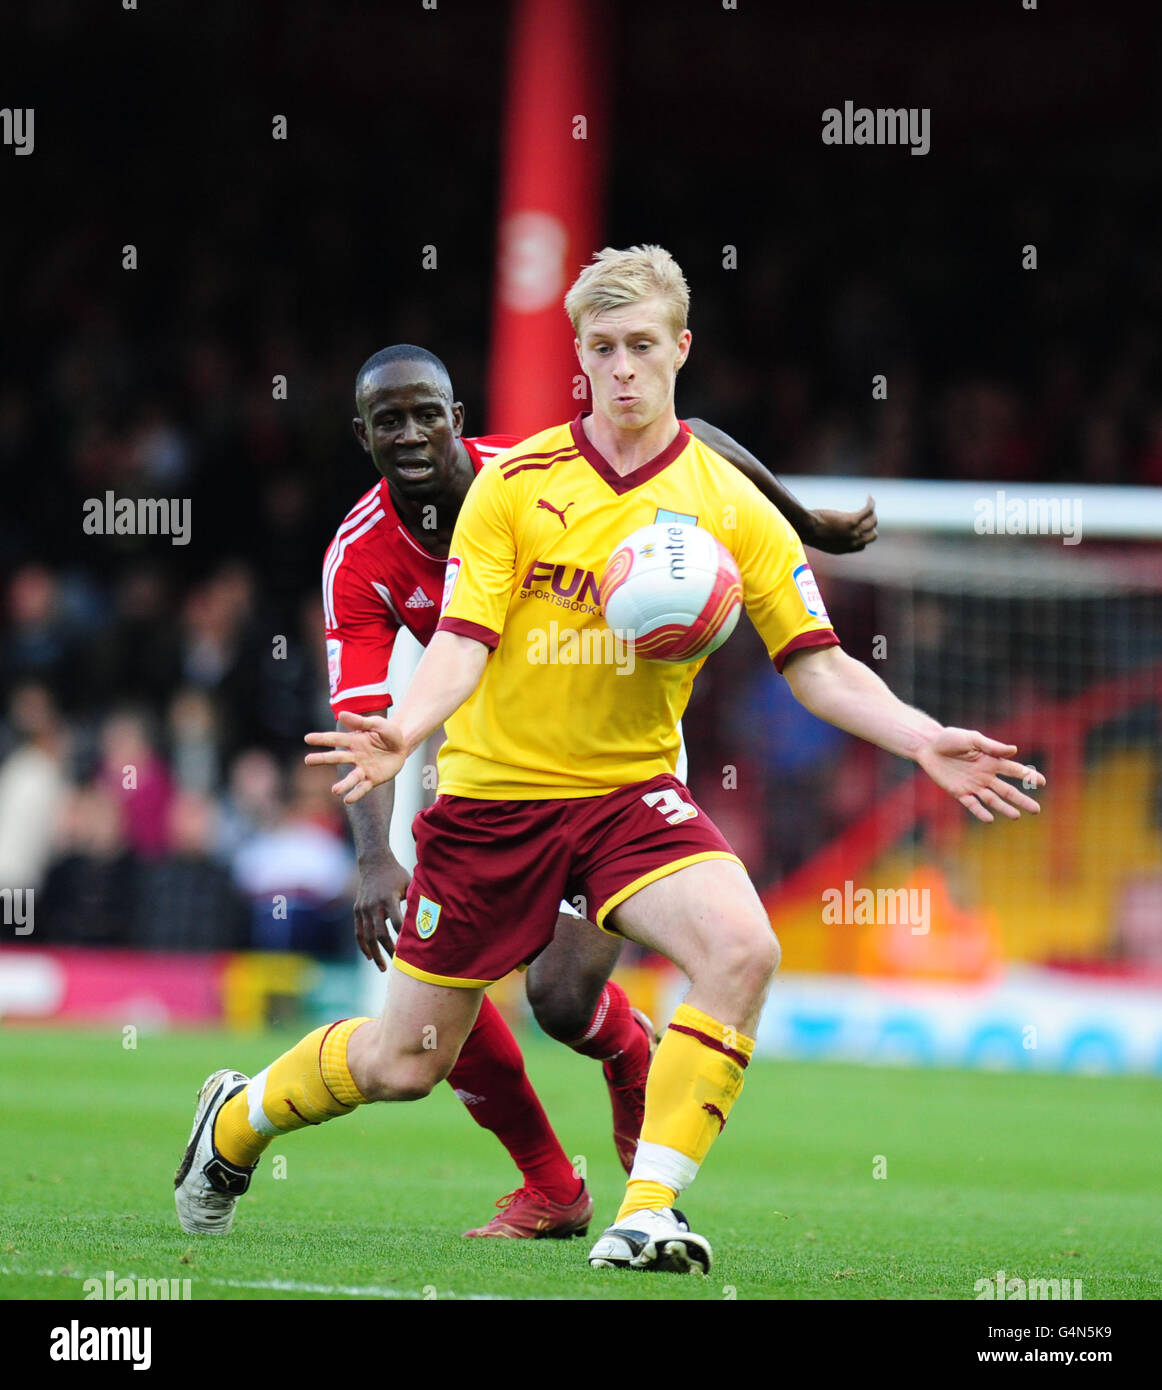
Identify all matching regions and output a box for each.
[362,1052,448,1103]
[526,974,596,1041]
[714,919,780,1001]
[382,1078,432,1102]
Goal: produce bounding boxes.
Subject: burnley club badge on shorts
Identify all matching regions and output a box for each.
[416,896,442,940]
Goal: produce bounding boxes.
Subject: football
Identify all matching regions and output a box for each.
[599,522,744,663]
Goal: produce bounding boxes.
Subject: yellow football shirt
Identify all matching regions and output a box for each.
[435,414,838,799]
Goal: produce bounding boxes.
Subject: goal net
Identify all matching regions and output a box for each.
[751,480,1162,980]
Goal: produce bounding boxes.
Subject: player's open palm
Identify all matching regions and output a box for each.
[915,727,1045,823]
[304,711,408,803]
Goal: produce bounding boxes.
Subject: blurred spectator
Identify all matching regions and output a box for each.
[722,659,849,887]
[2,566,75,703]
[251,592,332,754]
[97,708,174,860]
[166,687,222,796]
[127,406,192,491]
[180,564,256,692]
[131,791,246,950]
[287,761,350,839]
[938,381,1036,481]
[215,748,283,858]
[252,476,321,628]
[38,781,134,946]
[230,773,355,959]
[179,563,263,754]
[86,565,183,710]
[0,683,69,892]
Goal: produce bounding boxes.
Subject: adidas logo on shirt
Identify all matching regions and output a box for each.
[405,586,436,609]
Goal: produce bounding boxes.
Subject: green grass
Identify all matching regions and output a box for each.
[1,1027,1160,1300]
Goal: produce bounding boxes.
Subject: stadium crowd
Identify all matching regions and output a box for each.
[5,2,1159,951]
[6,179,1161,947]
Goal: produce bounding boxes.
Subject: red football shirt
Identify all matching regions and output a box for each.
[322,435,519,716]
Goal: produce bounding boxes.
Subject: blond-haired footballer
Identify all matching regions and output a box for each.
[179,246,1044,1274]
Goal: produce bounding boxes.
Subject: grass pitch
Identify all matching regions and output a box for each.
[1,1026,1159,1301]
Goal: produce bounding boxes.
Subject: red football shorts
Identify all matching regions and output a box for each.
[393,772,742,988]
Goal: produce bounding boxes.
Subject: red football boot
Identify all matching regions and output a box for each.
[462,1183,594,1239]
[605,1008,659,1174]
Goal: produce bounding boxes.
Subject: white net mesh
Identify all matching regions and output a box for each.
[779,532,1162,974]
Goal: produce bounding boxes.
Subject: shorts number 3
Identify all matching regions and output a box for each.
[642,788,698,826]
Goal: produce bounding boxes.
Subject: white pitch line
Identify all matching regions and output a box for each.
[210,1275,510,1300]
[0,1265,512,1301]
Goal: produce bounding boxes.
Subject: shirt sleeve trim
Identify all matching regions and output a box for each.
[436,617,501,650]
[330,692,394,715]
[774,629,840,673]
[330,680,392,701]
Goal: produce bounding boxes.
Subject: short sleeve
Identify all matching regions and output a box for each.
[730,484,840,672]
[324,555,398,715]
[435,463,517,649]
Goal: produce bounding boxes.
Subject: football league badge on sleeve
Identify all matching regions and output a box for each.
[793,562,830,620]
[326,638,342,695]
[440,558,461,615]
[416,896,443,939]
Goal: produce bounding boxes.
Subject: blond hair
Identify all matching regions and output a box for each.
[565,244,690,339]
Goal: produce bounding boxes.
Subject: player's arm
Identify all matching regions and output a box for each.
[782,644,1045,823]
[322,541,414,965]
[338,709,412,972]
[308,633,489,802]
[309,463,515,801]
[684,416,876,554]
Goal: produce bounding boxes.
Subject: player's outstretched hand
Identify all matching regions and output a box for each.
[915,727,1046,823]
[809,495,878,553]
[304,711,407,803]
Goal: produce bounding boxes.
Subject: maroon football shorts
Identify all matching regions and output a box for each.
[392,772,742,988]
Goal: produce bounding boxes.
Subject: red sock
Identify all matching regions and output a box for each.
[446,994,581,1204]
[565,981,650,1086]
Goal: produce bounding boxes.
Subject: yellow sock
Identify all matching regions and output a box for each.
[213,1017,372,1168]
[615,1004,754,1224]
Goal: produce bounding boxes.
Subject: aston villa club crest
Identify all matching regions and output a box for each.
[416,896,442,940]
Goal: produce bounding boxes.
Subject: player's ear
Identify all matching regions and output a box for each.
[352,416,371,453]
[675,328,692,371]
[573,337,584,368]
[451,400,465,436]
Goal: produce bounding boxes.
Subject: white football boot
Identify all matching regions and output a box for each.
[173,1068,256,1235]
[588,1207,712,1274]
